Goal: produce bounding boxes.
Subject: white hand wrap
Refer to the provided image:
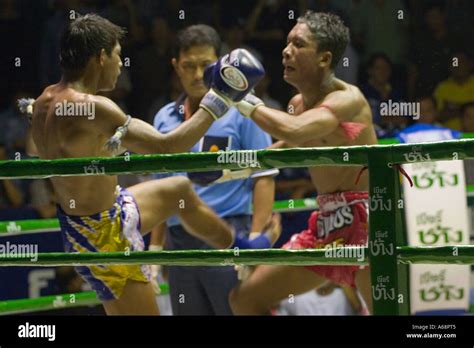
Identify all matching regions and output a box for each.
[236,94,264,118]
[104,115,131,155]
[199,89,232,120]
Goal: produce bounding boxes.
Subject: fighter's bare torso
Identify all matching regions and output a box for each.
[289,78,377,194]
[32,84,117,215]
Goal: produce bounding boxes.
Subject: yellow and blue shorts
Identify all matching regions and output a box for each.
[57,186,150,301]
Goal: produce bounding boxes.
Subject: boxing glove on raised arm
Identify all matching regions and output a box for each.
[200,49,265,120]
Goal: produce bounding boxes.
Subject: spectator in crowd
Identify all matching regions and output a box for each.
[416,95,442,125]
[351,0,409,71]
[0,92,32,218]
[360,52,406,137]
[434,51,474,130]
[0,92,31,159]
[461,102,474,133]
[0,93,32,219]
[408,4,461,98]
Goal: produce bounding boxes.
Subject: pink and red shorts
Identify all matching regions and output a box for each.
[283,191,368,287]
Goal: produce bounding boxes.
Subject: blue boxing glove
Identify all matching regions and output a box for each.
[230,214,281,250]
[203,49,265,101]
[203,61,216,89]
[200,49,265,120]
[231,233,272,249]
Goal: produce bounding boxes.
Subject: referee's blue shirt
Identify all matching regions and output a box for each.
[153,95,275,227]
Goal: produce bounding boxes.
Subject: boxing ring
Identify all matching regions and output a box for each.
[1,139,474,315]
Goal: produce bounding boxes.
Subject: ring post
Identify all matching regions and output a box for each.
[368,147,409,315]
[396,182,410,315]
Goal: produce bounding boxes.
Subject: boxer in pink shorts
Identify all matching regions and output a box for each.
[229,12,377,315]
[283,191,368,287]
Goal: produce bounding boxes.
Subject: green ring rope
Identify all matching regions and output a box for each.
[1,246,473,267]
[0,284,169,315]
[0,139,473,179]
[0,291,100,315]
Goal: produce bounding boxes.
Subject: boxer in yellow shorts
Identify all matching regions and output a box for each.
[26,14,278,315]
[57,186,149,301]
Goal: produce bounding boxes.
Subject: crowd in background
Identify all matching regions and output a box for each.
[0,0,473,223]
